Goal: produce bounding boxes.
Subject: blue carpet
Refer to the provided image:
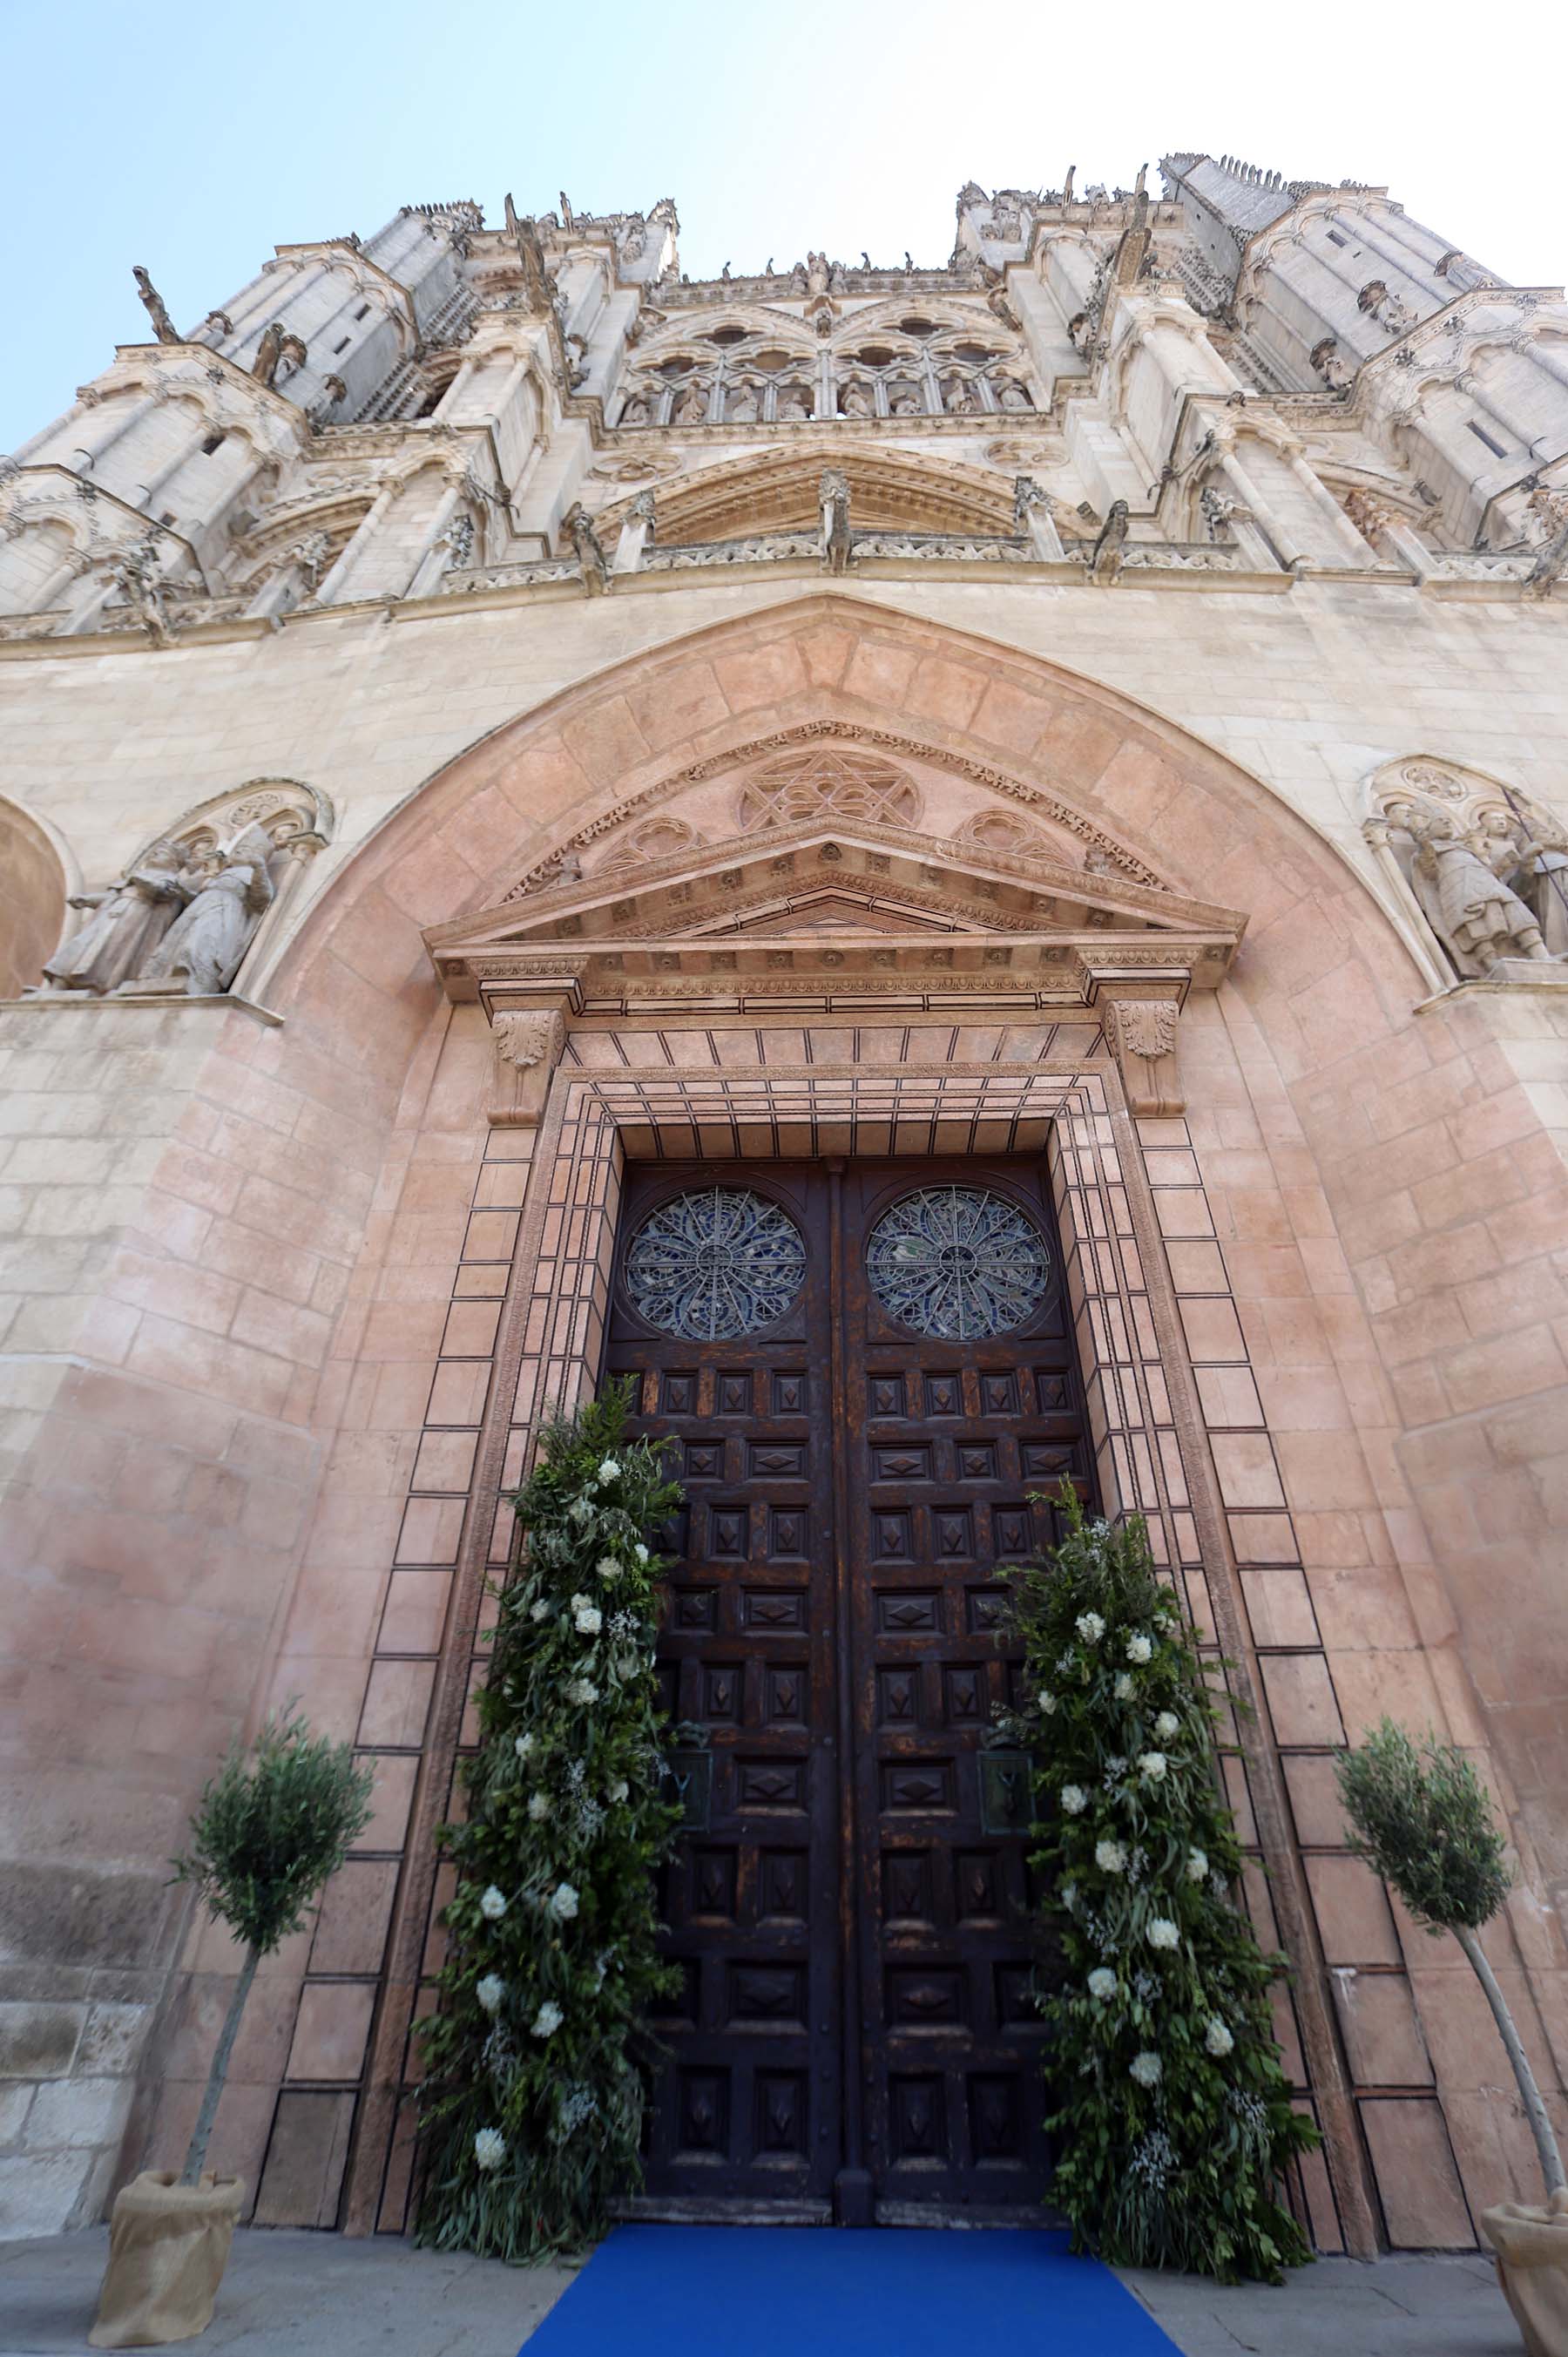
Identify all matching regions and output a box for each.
[522,2225,1180,2354]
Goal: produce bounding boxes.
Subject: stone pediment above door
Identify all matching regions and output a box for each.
[426,809,1244,1004]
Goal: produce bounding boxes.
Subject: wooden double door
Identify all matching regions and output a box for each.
[605,1159,1089,2224]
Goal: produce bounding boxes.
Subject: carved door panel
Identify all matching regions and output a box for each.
[605,1158,1089,2222]
[840,1161,1085,2219]
[606,1168,841,2216]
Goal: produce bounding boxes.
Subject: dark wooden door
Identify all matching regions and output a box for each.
[605,1159,1088,2224]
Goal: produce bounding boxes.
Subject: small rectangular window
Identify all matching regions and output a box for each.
[354,303,370,321]
[1467,420,1507,458]
[200,430,226,455]
[333,335,351,356]
[1326,228,1348,248]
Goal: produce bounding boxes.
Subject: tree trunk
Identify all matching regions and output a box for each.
[1455,1923,1567,2198]
[181,1944,260,2186]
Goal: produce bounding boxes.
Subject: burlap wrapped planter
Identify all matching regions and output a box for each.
[1483,2186,1568,2357]
[89,2171,246,2349]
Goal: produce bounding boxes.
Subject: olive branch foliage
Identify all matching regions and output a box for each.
[997,1489,1317,2280]
[172,1708,373,2184]
[415,1378,686,2261]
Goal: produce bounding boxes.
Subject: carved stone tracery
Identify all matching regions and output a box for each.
[504,722,1165,902]
[734,748,922,834]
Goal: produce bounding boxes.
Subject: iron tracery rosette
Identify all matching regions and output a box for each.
[865,1185,1051,1339]
[624,1187,806,1340]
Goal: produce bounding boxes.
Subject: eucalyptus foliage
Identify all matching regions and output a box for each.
[172,1707,373,2183]
[997,1491,1317,2281]
[416,1380,686,2261]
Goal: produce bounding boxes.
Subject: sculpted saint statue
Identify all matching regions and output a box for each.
[132,826,276,996]
[1478,807,1568,958]
[1407,810,1551,974]
[35,843,186,995]
[806,252,831,299]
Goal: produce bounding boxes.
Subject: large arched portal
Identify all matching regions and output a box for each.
[24,598,1562,2255]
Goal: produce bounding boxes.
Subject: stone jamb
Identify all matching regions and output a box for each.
[325,1033,1384,2255]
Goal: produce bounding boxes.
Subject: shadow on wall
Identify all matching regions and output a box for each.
[0,796,69,999]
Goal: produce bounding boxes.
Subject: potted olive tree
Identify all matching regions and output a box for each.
[1337,1720,1567,2357]
[91,1709,373,2349]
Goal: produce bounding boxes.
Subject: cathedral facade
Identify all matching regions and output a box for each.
[2,159,1566,2250]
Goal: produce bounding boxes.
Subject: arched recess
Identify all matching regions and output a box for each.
[0,792,72,999]
[593,447,1024,545]
[274,591,1428,1042]
[145,595,1568,2251]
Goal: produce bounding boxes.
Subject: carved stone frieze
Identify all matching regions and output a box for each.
[502,721,1166,901]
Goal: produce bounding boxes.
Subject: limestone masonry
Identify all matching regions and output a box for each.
[1,160,1565,2250]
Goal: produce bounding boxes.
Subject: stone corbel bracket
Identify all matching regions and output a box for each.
[1081,966,1188,1115]
[488,1004,567,1126]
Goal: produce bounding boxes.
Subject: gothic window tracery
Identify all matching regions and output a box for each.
[734,749,923,833]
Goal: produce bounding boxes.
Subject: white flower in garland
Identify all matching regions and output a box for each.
[1186,1846,1209,1882]
[1137,1751,1168,1784]
[1087,1967,1118,2001]
[1113,1672,1133,1700]
[479,1885,508,1920]
[568,1497,596,1526]
[1096,1839,1127,1874]
[1059,1784,1088,1815]
[1154,1711,1180,1742]
[549,1881,580,1921]
[1129,2051,1162,2089]
[633,1541,649,1564]
[476,1974,505,2014]
[597,1457,621,1485]
[1060,1880,1078,1912]
[1125,1632,1153,1665]
[1038,1691,1056,1716]
[1205,2018,1235,2058]
[528,1792,551,1822]
[1076,1610,1105,1643]
[596,1554,624,1582]
[531,2001,563,2039]
[1146,1916,1180,1951]
[566,1677,599,1705]
[530,1598,551,1622]
[574,1600,603,1636]
[606,1778,629,1804]
[473,2127,507,2171]
[514,1732,536,1761]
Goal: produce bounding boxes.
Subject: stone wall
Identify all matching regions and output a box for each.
[2,588,1566,2245]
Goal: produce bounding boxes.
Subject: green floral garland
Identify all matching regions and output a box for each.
[415,1380,685,2261]
[998,1491,1319,2282]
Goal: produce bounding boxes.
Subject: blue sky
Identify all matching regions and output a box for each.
[3,0,1561,454]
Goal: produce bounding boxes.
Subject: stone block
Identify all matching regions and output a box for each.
[253,2087,355,2227]
[23,2072,132,2150]
[0,2001,82,2080]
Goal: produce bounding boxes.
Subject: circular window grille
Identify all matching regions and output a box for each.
[625,1188,807,1340]
[866,1186,1051,1340]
